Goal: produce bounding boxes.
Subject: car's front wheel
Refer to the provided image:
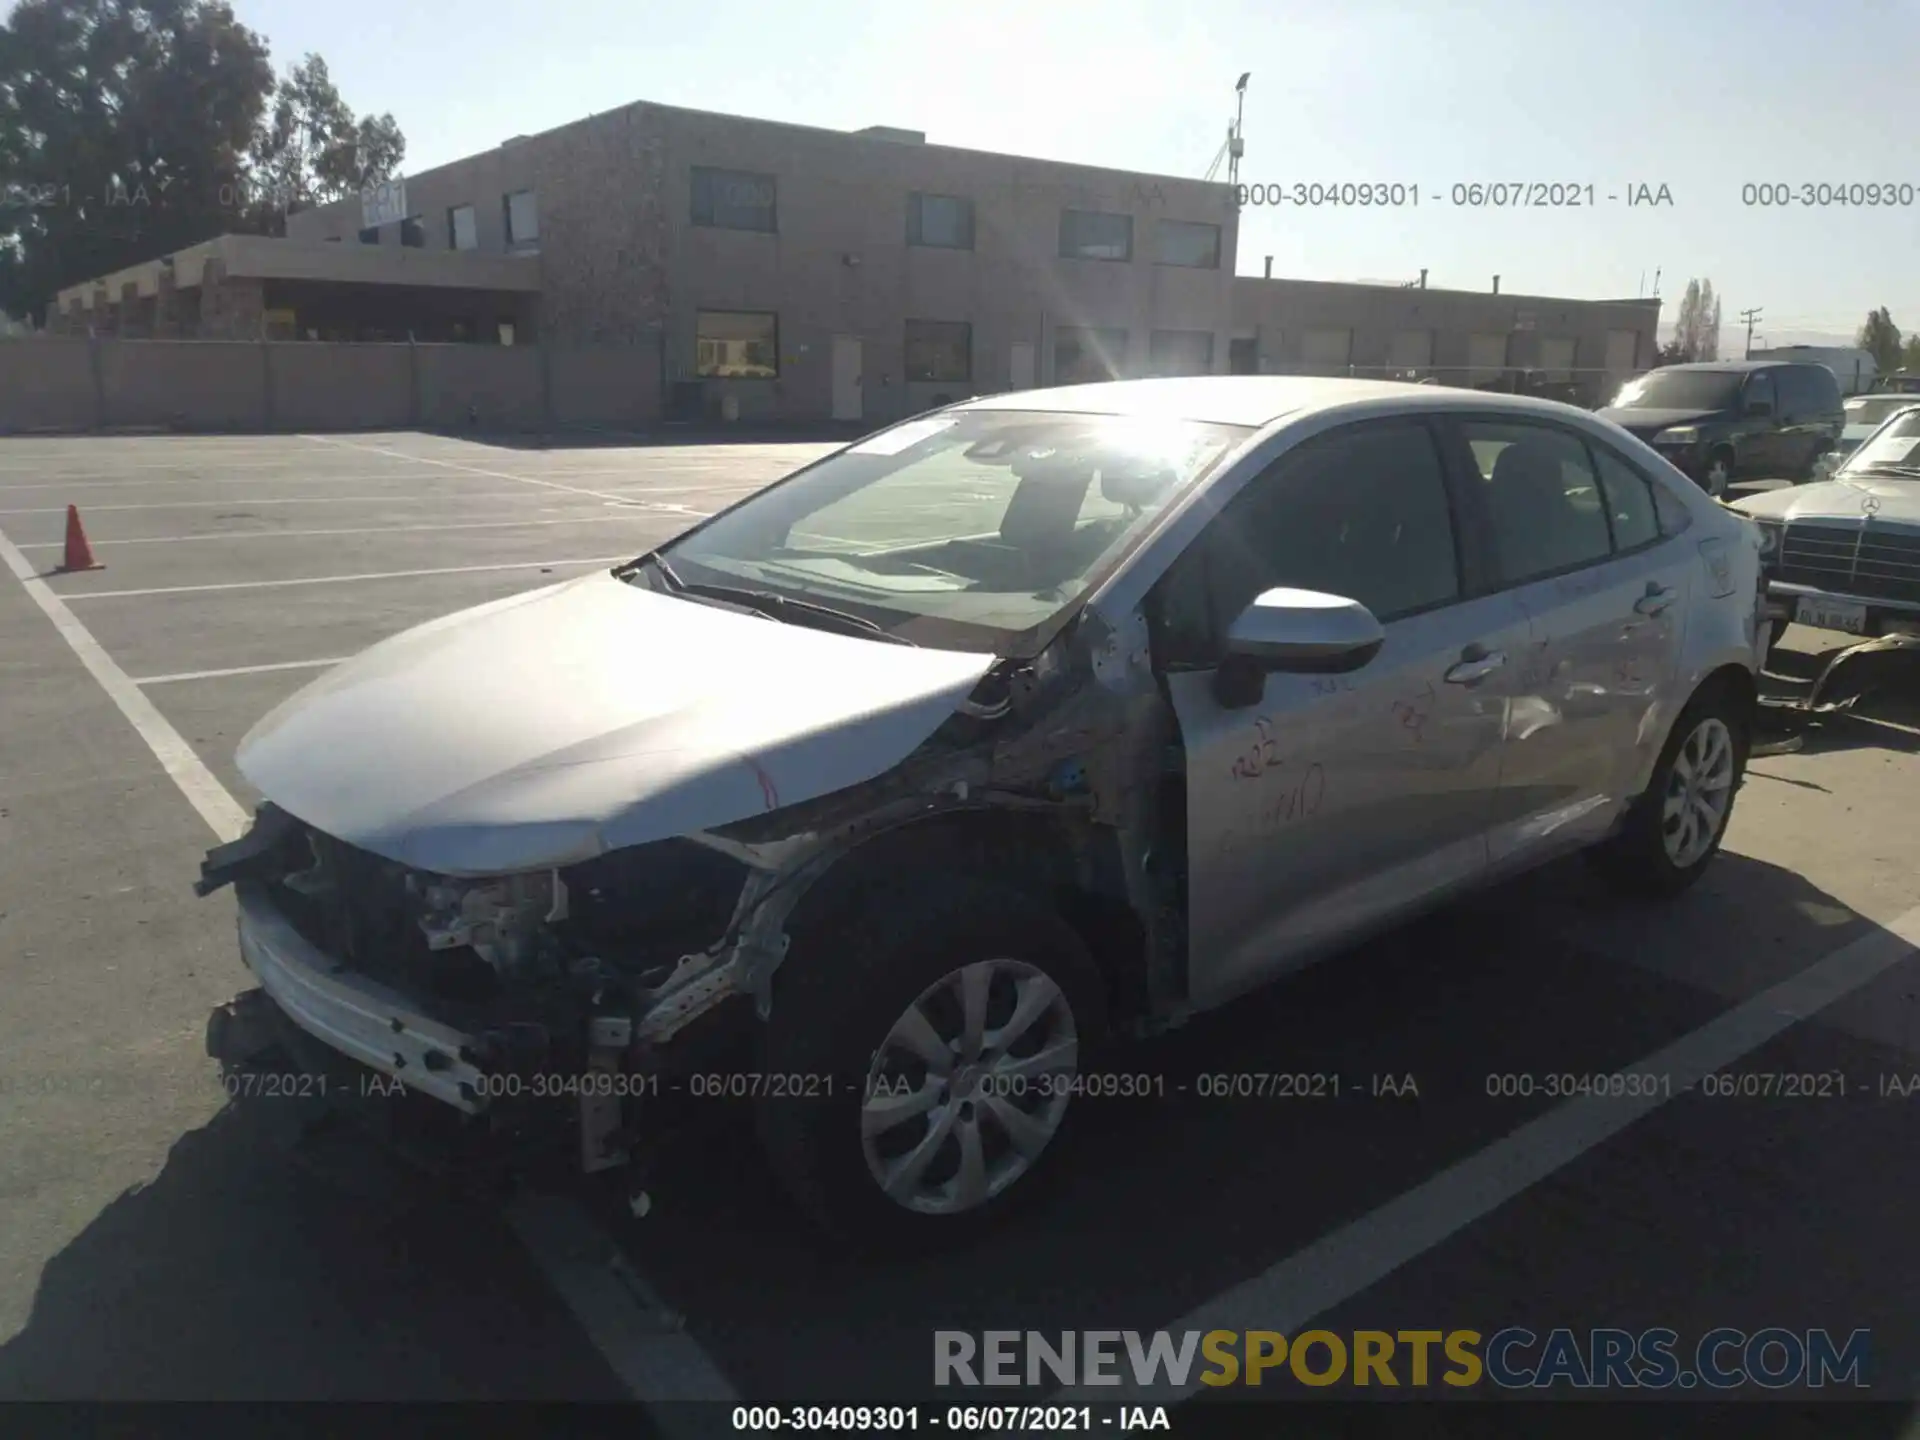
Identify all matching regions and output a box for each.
[754,877,1105,1249]
[1589,681,1749,896]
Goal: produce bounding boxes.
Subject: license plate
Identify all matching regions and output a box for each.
[1795,596,1869,634]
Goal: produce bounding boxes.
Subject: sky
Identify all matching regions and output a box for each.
[220,0,1920,347]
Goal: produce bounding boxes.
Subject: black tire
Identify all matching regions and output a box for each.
[754,876,1107,1251]
[1588,679,1750,898]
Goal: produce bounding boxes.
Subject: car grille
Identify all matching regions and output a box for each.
[1775,520,1920,603]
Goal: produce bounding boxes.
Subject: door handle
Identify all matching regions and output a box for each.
[1634,583,1676,616]
[1444,648,1507,685]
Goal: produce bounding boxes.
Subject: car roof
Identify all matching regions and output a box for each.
[948,375,1595,429]
[1654,360,1809,373]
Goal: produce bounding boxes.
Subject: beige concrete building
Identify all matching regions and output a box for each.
[1228,274,1661,406]
[50,98,1663,425]
[269,102,1241,426]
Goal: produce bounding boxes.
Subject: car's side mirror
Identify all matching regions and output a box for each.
[1212,588,1386,708]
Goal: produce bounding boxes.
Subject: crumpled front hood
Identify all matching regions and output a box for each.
[1596,406,1723,436]
[1732,477,1920,525]
[237,570,996,875]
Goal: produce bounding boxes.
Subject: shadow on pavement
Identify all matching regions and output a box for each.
[1759,638,1920,757]
[600,850,1915,1403]
[0,1100,625,1401]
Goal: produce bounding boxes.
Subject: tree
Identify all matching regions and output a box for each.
[1669,278,1723,363]
[0,2,403,323]
[1898,334,1920,375]
[1857,308,1903,374]
[0,0,275,323]
[243,54,404,235]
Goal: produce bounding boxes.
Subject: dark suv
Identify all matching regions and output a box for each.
[1597,360,1844,496]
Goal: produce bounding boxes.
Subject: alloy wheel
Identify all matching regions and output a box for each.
[1662,716,1736,867]
[860,958,1079,1216]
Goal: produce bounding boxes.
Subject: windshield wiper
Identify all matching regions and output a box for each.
[635,553,916,646]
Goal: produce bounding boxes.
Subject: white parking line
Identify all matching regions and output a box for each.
[302,433,634,503]
[0,491,544,515]
[301,436,722,520]
[134,658,350,686]
[0,470,489,493]
[15,514,674,549]
[0,521,247,838]
[1052,904,1920,1405]
[0,514,740,1411]
[61,555,633,601]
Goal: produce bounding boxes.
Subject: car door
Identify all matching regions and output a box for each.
[1154,416,1532,1009]
[1439,416,1693,870]
[1738,370,1783,476]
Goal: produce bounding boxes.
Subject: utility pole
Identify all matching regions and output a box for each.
[1228,73,1249,191]
[1739,306,1763,358]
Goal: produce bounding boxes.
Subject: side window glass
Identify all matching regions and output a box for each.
[1214,422,1460,626]
[1745,373,1775,412]
[1592,446,1661,551]
[1461,420,1613,585]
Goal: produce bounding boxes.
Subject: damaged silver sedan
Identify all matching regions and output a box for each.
[198,377,1766,1247]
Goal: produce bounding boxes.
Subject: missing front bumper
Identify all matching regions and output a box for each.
[232,880,489,1114]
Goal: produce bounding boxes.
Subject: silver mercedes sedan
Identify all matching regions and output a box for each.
[197,377,1768,1248]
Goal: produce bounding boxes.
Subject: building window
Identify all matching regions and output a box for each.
[504,189,539,247]
[1059,209,1133,262]
[691,166,777,233]
[357,226,380,245]
[448,204,478,251]
[905,320,971,382]
[1149,330,1214,376]
[400,216,425,249]
[1154,220,1220,269]
[1054,327,1128,384]
[907,193,974,249]
[1228,337,1258,374]
[695,310,778,378]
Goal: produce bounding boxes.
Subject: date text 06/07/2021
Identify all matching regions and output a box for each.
[729,1405,1170,1433]
[1231,181,1674,208]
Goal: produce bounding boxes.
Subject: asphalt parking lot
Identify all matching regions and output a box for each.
[0,435,1916,1422]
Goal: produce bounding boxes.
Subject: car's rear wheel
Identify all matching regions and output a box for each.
[1700,447,1734,498]
[754,876,1105,1250]
[1589,682,1749,897]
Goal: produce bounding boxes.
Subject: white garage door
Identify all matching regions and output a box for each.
[1389,329,1433,370]
[1468,333,1510,383]
[1300,328,1353,369]
[1538,337,1577,381]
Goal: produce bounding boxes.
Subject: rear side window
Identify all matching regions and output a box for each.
[1592,446,1661,551]
[1460,420,1613,585]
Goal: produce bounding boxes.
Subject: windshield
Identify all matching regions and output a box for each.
[1843,397,1918,429]
[1839,410,1920,475]
[654,409,1250,652]
[1608,370,1743,411]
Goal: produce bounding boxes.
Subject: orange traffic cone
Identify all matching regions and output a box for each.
[57,505,104,572]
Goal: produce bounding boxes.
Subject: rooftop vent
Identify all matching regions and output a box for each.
[854,125,925,143]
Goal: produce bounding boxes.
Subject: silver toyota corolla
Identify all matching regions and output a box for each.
[197,377,1767,1248]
